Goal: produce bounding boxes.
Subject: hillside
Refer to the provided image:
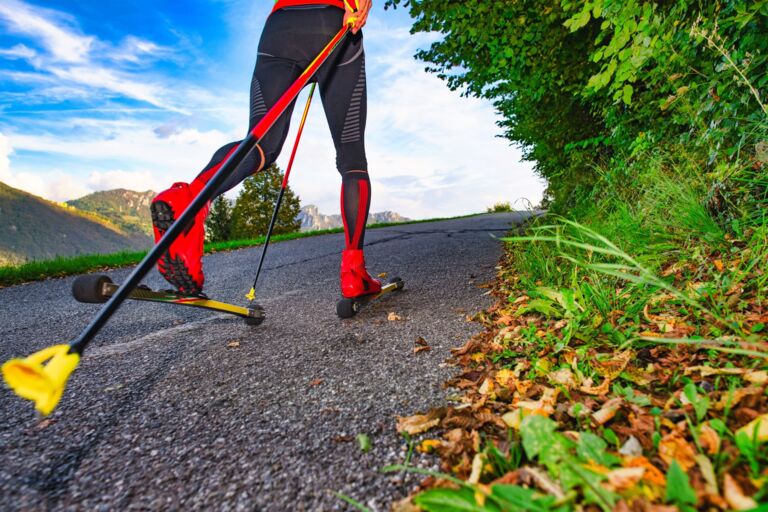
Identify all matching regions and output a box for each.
[67,189,155,235]
[0,181,151,265]
[297,204,409,231]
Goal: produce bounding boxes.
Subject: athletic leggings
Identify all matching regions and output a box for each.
[196,6,371,250]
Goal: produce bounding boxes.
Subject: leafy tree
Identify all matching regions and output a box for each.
[231,164,301,239]
[385,0,768,217]
[205,195,233,242]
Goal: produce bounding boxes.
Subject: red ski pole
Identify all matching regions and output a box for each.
[246,83,316,302]
[2,24,351,416]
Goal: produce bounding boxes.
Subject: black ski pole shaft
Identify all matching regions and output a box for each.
[246,83,316,301]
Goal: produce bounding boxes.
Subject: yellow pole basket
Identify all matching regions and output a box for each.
[2,344,80,416]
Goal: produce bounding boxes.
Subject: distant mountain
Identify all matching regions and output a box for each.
[67,189,156,236]
[0,181,152,266]
[297,204,409,232]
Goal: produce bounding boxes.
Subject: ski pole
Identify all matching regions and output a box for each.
[246,83,316,302]
[2,24,351,416]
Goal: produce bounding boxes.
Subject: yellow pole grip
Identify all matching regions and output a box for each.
[2,344,80,416]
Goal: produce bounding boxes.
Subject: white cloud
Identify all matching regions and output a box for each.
[87,170,161,193]
[0,0,183,111]
[0,132,91,201]
[0,133,11,178]
[109,36,169,64]
[48,66,180,112]
[0,43,37,60]
[0,0,93,63]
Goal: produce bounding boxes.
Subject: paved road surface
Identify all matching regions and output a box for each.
[0,213,529,511]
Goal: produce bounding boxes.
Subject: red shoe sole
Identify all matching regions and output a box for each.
[151,200,203,296]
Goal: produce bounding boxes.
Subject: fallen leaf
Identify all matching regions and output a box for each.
[468,453,485,484]
[478,378,494,396]
[309,379,324,387]
[470,352,486,363]
[396,413,441,435]
[685,365,745,377]
[377,272,389,279]
[592,397,622,425]
[624,456,666,487]
[333,435,353,442]
[413,345,431,354]
[502,407,527,429]
[658,432,696,471]
[593,350,632,380]
[387,312,403,321]
[744,370,768,385]
[699,423,721,454]
[604,467,646,492]
[391,497,420,512]
[517,466,565,500]
[736,413,768,442]
[35,418,55,430]
[415,336,429,347]
[417,439,442,453]
[580,377,611,396]
[357,433,371,453]
[227,340,240,348]
[715,386,763,410]
[495,368,516,388]
[548,368,576,389]
[723,474,757,510]
[619,436,643,457]
[713,259,724,272]
[695,454,718,496]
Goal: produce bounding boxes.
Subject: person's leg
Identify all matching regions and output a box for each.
[151,27,303,295]
[317,31,381,298]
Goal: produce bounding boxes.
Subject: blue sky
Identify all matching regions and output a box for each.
[0,0,544,219]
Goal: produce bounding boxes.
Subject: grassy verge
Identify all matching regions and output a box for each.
[391,155,768,510]
[0,212,488,288]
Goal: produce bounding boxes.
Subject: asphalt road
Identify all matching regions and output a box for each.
[0,212,530,511]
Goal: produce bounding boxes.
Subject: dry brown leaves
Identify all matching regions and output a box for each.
[396,247,768,509]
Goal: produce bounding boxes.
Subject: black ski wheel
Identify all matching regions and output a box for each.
[390,277,405,290]
[336,298,357,319]
[72,274,113,304]
[244,304,266,326]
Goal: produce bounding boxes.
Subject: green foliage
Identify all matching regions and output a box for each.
[385,0,768,218]
[205,195,233,243]
[486,201,512,213]
[665,460,697,509]
[230,164,301,239]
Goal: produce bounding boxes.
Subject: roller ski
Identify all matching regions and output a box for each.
[335,249,404,318]
[336,277,405,318]
[71,274,265,326]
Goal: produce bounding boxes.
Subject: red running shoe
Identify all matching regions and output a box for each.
[340,249,382,298]
[151,181,209,295]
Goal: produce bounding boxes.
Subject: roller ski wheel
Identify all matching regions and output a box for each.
[245,304,266,326]
[336,277,404,319]
[72,274,113,304]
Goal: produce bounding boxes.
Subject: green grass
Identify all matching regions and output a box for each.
[0,211,491,287]
[402,147,768,510]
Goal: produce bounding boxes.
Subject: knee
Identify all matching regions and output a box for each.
[336,144,367,175]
